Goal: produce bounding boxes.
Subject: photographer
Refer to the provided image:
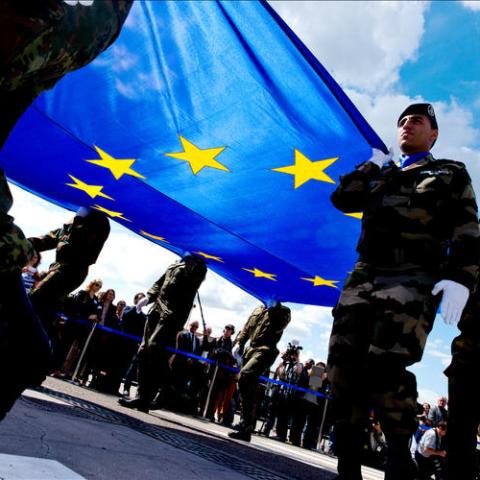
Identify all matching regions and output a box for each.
[274,341,309,445]
[416,421,447,480]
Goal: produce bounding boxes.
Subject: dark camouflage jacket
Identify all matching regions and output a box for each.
[146,256,207,326]
[331,154,480,289]
[0,0,133,147]
[0,168,33,273]
[235,304,291,352]
[0,0,132,271]
[28,211,110,269]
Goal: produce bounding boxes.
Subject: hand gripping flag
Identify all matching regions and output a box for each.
[0,1,386,307]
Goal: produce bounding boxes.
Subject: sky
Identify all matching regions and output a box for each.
[7,0,480,404]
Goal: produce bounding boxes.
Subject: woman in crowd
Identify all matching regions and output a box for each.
[90,289,125,394]
[21,252,42,294]
[58,278,102,379]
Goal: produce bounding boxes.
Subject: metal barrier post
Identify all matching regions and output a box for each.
[71,322,97,383]
[202,363,219,418]
[316,395,330,451]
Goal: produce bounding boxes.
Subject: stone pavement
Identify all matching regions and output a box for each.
[0,378,383,480]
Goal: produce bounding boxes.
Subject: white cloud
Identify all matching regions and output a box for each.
[461,1,480,11]
[418,388,443,405]
[424,336,452,368]
[270,1,429,93]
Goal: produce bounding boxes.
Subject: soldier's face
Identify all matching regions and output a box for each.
[397,114,438,154]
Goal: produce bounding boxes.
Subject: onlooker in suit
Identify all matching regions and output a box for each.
[120,293,147,397]
[171,320,204,412]
[428,396,448,427]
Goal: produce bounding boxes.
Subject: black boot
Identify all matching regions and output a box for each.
[334,422,364,480]
[118,396,149,413]
[384,434,417,480]
[228,429,251,442]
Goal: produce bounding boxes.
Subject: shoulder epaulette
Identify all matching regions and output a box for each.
[434,158,466,170]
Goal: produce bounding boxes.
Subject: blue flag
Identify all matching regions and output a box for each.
[0,1,386,307]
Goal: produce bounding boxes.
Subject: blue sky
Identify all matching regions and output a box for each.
[400,1,480,142]
[7,1,480,404]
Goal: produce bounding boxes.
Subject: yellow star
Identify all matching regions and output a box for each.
[193,251,224,263]
[93,204,131,222]
[301,276,339,288]
[140,230,170,243]
[86,146,145,180]
[165,135,229,175]
[272,148,338,188]
[345,212,363,219]
[242,267,277,281]
[66,175,114,200]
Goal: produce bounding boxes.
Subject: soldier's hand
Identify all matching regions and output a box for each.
[367,147,393,169]
[432,279,469,326]
[136,296,149,313]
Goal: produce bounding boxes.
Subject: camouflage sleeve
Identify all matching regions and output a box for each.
[0,222,34,273]
[330,162,381,213]
[147,274,166,303]
[235,306,264,348]
[0,169,13,219]
[445,167,480,290]
[28,228,61,253]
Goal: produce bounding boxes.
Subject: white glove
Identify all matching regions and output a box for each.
[232,344,242,357]
[232,344,243,367]
[432,280,470,326]
[367,147,393,169]
[136,296,149,313]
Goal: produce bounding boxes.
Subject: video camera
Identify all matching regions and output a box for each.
[283,339,303,363]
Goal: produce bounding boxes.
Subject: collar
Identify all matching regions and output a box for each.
[399,151,430,169]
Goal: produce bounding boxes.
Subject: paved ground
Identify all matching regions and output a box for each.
[0,378,383,480]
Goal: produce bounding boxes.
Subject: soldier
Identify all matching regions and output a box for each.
[444,281,480,480]
[327,103,480,480]
[228,303,291,442]
[28,208,110,366]
[0,0,132,421]
[118,255,207,413]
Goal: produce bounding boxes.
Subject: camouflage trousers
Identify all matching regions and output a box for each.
[238,346,277,433]
[0,272,51,421]
[444,309,480,480]
[136,314,179,404]
[327,262,440,436]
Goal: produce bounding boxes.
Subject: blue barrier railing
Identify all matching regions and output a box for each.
[58,313,329,399]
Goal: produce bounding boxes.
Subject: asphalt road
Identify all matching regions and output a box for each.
[0,378,382,480]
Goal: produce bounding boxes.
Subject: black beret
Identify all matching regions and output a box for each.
[397,103,438,129]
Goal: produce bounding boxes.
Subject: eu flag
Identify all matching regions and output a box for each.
[0,1,386,307]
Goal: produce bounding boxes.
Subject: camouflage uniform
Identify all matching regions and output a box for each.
[444,281,480,480]
[0,1,132,420]
[234,304,291,434]
[328,155,480,479]
[123,256,207,410]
